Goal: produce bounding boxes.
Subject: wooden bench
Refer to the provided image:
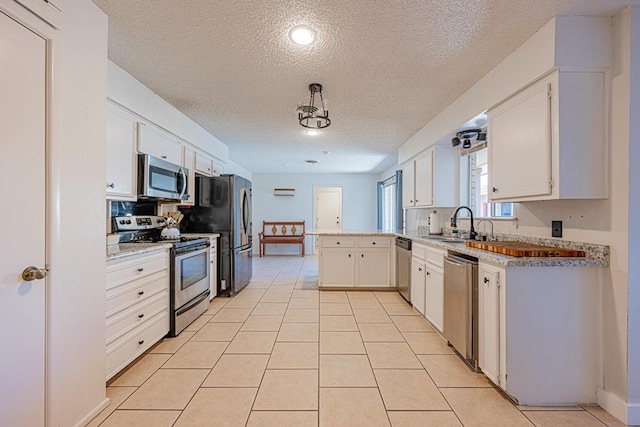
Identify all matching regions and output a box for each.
[258,221,305,257]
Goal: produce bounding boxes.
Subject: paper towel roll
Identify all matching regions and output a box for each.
[429,211,441,234]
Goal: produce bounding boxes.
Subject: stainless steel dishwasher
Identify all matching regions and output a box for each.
[443,252,479,370]
[395,237,412,303]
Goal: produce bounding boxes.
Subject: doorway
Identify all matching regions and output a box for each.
[314,186,343,232]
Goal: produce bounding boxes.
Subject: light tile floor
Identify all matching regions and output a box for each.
[90,255,625,427]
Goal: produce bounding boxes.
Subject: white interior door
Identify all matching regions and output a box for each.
[315,187,342,231]
[0,11,47,425]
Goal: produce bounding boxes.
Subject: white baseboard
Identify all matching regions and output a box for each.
[74,397,110,427]
[597,388,640,425]
[629,403,640,426]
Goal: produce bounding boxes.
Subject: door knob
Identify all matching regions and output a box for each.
[22,266,48,281]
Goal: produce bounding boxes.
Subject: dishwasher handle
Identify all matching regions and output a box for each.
[444,256,469,267]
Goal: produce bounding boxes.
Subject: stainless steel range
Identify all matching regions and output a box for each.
[114,215,210,336]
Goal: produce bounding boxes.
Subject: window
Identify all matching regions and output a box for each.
[377,171,402,232]
[463,148,514,218]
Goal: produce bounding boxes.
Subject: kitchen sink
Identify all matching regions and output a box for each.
[423,236,467,243]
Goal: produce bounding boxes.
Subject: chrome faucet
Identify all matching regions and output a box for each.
[451,206,477,240]
[476,218,494,240]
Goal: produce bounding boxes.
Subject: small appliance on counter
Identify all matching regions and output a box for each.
[113,215,210,336]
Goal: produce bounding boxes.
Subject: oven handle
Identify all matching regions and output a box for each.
[175,289,210,316]
[175,246,209,260]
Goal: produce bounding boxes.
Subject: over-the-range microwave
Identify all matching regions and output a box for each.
[138,154,190,201]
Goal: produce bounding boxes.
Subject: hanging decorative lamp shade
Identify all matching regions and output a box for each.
[298,83,331,129]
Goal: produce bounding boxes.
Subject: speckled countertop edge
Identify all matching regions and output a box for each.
[310,230,609,268]
[106,242,173,262]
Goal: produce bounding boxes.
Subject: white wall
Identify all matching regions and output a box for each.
[48,1,109,426]
[253,173,378,254]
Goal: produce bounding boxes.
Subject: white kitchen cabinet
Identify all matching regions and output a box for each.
[106,250,170,381]
[476,261,598,405]
[137,122,182,166]
[402,146,458,208]
[195,150,219,177]
[488,70,606,201]
[478,263,501,386]
[106,102,138,201]
[410,257,426,315]
[357,249,391,287]
[318,236,394,288]
[411,243,445,330]
[425,262,444,332]
[319,249,355,287]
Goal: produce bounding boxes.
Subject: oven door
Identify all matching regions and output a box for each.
[174,246,210,308]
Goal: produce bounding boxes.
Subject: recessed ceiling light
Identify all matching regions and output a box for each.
[289,25,316,46]
[305,130,319,136]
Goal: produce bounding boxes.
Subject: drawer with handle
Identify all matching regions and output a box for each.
[321,237,356,248]
[107,251,168,290]
[358,237,391,248]
[106,272,168,314]
[106,291,168,344]
[106,312,169,381]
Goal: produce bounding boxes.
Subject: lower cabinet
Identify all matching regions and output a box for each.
[411,243,445,331]
[318,236,393,288]
[477,261,599,405]
[106,250,170,381]
[410,257,426,315]
[478,263,501,387]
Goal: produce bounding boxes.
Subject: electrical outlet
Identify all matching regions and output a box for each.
[552,220,563,238]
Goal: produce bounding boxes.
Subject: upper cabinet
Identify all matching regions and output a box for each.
[402,146,458,208]
[106,103,138,201]
[137,122,182,166]
[195,150,220,177]
[488,70,606,202]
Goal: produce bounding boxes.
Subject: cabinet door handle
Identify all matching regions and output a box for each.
[418,267,422,272]
[426,271,430,276]
[161,155,167,159]
[336,242,340,245]
[361,254,364,258]
[138,314,144,319]
[107,182,115,189]
[492,187,498,193]
[348,254,351,258]
[138,291,144,296]
[138,340,145,345]
[484,277,490,284]
[372,242,376,245]
[137,268,144,272]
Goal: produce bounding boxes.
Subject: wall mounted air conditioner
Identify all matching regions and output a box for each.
[274,188,295,196]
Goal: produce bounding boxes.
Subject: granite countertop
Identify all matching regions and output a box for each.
[311,230,609,268]
[106,242,173,262]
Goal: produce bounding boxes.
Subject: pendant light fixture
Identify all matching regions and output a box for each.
[298,83,331,129]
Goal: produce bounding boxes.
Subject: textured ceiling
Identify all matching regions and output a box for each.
[93,0,636,174]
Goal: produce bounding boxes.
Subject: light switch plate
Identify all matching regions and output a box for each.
[552,220,563,238]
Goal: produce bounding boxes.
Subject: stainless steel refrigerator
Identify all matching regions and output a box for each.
[181,174,252,296]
